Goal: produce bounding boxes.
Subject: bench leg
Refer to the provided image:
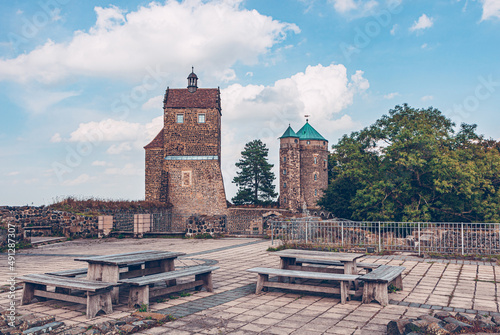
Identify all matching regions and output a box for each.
[256,274,268,294]
[128,286,149,309]
[362,282,388,306]
[340,281,348,304]
[87,291,113,319]
[393,274,403,290]
[21,283,47,304]
[195,272,213,292]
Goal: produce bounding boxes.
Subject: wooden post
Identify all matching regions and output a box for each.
[256,274,268,294]
[100,265,120,304]
[87,290,113,319]
[128,286,149,309]
[160,259,176,286]
[362,282,388,306]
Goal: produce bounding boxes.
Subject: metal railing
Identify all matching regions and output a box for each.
[270,219,500,256]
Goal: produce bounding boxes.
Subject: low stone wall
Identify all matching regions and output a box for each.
[0,206,99,239]
[185,215,226,237]
[227,207,293,235]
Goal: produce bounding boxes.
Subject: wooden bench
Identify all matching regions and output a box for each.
[294,258,380,273]
[18,274,118,319]
[359,265,405,306]
[247,267,360,304]
[47,268,88,277]
[119,265,219,308]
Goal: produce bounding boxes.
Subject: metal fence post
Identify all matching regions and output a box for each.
[418,222,421,256]
[271,221,274,246]
[461,222,464,255]
[341,221,344,247]
[378,221,381,252]
[306,220,309,244]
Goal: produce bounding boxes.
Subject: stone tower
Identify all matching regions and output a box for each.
[279,120,328,211]
[144,69,227,216]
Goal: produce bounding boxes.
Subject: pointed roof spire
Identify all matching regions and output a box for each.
[279,125,298,139]
[297,121,327,141]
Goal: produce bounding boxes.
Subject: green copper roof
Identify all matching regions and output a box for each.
[296,121,327,141]
[279,125,298,138]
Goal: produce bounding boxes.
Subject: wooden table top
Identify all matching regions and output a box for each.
[272,249,364,262]
[74,250,186,266]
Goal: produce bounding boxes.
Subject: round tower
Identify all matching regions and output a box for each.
[296,120,329,210]
[279,125,301,211]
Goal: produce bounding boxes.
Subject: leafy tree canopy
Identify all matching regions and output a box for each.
[319,104,500,222]
[232,139,277,205]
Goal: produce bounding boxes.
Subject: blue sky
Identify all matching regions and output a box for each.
[0,0,499,205]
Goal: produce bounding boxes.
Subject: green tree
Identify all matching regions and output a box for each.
[232,140,277,205]
[319,104,500,222]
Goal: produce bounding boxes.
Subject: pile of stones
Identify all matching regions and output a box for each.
[387,311,500,334]
[0,311,173,335]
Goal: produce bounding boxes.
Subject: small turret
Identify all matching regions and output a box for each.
[187,67,198,93]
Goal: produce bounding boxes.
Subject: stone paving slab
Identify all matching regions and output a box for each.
[1,237,499,334]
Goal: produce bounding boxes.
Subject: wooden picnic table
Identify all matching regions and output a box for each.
[272,249,365,276]
[75,250,185,303]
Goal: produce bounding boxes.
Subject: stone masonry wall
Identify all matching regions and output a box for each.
[163,107,221,157]
[279,138,301,211]
[166,160,227,216]
[145,148,166,202]
[299,139,328,210]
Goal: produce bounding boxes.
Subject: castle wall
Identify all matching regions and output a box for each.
[145,148,166,202]
[299,139,329,209]
[163,107,221,157]
[165,160,227,216]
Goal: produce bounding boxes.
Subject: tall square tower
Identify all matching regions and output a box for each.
[145,70,227,216]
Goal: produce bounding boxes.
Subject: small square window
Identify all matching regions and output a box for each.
[198,114,205,123]
[176,114,184,123]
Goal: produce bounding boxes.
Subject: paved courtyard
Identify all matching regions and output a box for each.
[2,237,499,334]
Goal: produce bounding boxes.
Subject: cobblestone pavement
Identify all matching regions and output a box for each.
[1,237,499,334]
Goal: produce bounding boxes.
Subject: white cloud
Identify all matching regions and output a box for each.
[62,174,94,186]
[107,142,132,155]
[390,24,398,35]
[421,43,428,49]
[384,92,399,99]
[0,1,299,84]
[50,133,62,143]
[105,163,142,176]
[23,89,80,114]
[92,160,111,167]
[69,116,162,144]
[7,171,20,176]
[480,0,500,20]
[421,95,434,101]
[142,95,163,110]
[330,0,379,15]
[222,63,368,126]
[410,14,434,32]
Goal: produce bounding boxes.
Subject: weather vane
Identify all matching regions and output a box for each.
[304,114,310,122]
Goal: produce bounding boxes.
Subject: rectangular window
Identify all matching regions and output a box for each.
[315,189,317,197]
[283,169,286,175]
[283,156,287,163]
[314,157,317,164]
[284,182,287,188]
[198,113,205,123]
[182,171,191,187]
[176,114,184,123]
